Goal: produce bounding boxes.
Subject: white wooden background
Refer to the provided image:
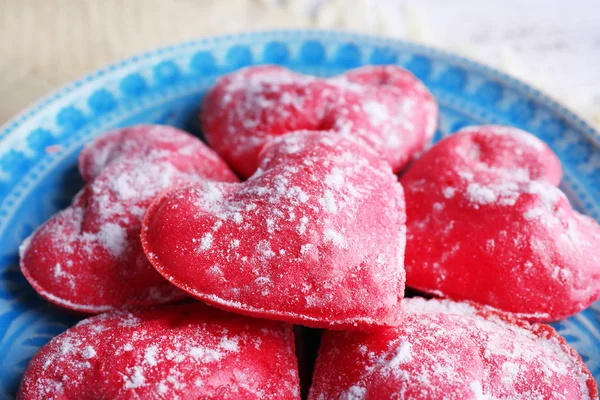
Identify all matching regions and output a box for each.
[1,0,599,128]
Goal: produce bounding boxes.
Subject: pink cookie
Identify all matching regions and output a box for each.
[18,303,300,399]
[400,125,600,321]
[201,65,438,177]
[309,297,598,400]
[142,131,406,329]
[20,125,238,313]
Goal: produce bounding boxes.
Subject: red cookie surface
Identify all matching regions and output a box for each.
[400,125,600,321]
[309,297,598,400]
[142,131,406,329]
[20,125,238,313]
[18,303,300,400]
[201,65,438,177]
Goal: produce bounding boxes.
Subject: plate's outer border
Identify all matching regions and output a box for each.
[0,30,599,397]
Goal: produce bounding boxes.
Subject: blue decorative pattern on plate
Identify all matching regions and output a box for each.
[0,31,598,397]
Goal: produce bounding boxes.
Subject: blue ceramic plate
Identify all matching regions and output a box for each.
[0,31,599,397]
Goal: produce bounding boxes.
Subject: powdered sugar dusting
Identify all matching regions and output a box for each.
[342,385,367,400]
[442,186,456,199]
[465,181,520,207]
[470,381,487,400]
[19,304,299,399]
[319,190,338,213]
[388,341,412,369]
[20,125,238,312]
[402,125,600,320]
[362,101,389,125]
[324,168,345,189]
[447,126,560,209]
[461,125,546,152]
[143,130,406,329]
[81,346,96,359]
[201,65,438,177]
[466,182,498,205]
[97,222,128,258]
[297,216,309,235]
[144,345,158,366]
[323,229,347,249]
[124,366,146,389]
[314,298,595,400]
[198,233,213,252]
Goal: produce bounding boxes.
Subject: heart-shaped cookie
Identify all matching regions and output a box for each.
[309,298,598,400]
[400,125,600,321]
[142,131,406,329]
[20,125,238,313]
[18,303,300,399]
[201,65,438,178]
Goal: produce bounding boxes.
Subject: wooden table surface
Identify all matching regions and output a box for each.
[1,0,598,129]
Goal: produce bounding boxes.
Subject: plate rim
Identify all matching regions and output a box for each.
[1,29,599,148]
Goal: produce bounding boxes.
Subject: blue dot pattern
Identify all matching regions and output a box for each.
[190,51,216,74]
[226,45,253,68]
[300,40,326,64]
[335,43,361,67]
[120,73,147,96]
[154,61,180,84]
[88,90,116,113]
[263,41,290,64]
[56,106,86,130]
